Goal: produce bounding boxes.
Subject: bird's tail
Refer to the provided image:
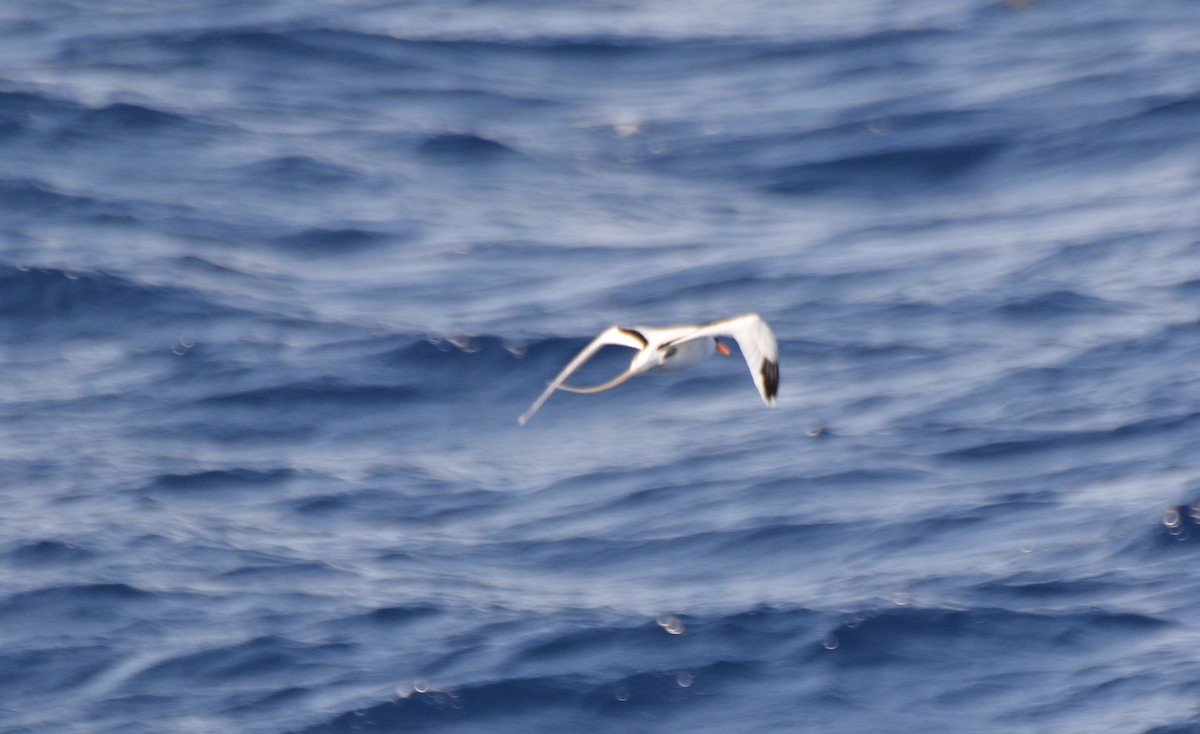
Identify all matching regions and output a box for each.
[556,369,638,394]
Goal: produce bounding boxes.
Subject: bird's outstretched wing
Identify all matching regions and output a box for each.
[677,313,779,405]
[518,326,647,425]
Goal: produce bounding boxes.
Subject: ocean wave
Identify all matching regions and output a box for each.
[764,140,1007,196]
[143,468,298,495]
[972,574,1124,604]
[129,634,341,688]
[291,607,815,734]
[76,102,199,134]
[200,379,422,410]
[51,26,733,79]
[937,411,1200,463]
[991,290,1123,320]
[336,604,443,627]
[269,227,397,255]
[293,600,1174,733]
[0,583,153,627]
[602,261,771,308]
[4,540,95,567]
[233,156,364,189]
[0,90,76,140]
[824,605,1168,671]
[0,92,215,147]
[0,265,237,339]
[216,561,345,587]
[417,132,524,162]
[379,333,568,371]
[1138,91,1200,120]
[4,3,1199,733]
[295,675,588,734]
[0,178,126,223]
[56,28,421,74]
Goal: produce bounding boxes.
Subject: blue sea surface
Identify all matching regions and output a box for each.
[3,1,1200,732]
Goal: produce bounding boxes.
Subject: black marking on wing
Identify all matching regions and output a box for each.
[619,328,648,347]
[761,359,779,400]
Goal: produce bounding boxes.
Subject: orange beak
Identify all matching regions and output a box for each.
[716,340,732,356]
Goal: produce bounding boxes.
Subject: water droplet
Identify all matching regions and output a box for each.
[675,671,693,688]
[448,335,476,353]
[413,678,429,694]
[613,115,641,138]
[805,419,825,438]
[614,686,630,702]
[656,614,685,635]
[822,634,840,650]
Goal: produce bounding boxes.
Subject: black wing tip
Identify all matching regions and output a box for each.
[761,359,779,402]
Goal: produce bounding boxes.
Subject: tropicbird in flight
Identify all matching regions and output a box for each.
[518,312,779,425]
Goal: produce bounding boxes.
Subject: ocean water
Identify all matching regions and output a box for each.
[3,1,1200,732]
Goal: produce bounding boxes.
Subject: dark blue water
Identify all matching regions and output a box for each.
[3,1,1200,732]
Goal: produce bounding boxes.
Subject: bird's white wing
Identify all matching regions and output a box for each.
[556,323,700,393]
[517,326,647,425]
[628,324,704,346]
[679,313,779,406]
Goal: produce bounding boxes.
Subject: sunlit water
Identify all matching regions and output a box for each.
[3,1,1200,732]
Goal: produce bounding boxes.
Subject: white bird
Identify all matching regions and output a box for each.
[518,312,779,425]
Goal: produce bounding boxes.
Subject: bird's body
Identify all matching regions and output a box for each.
[518,313,779,425]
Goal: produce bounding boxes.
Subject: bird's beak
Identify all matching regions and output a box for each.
[716,340,732,356]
